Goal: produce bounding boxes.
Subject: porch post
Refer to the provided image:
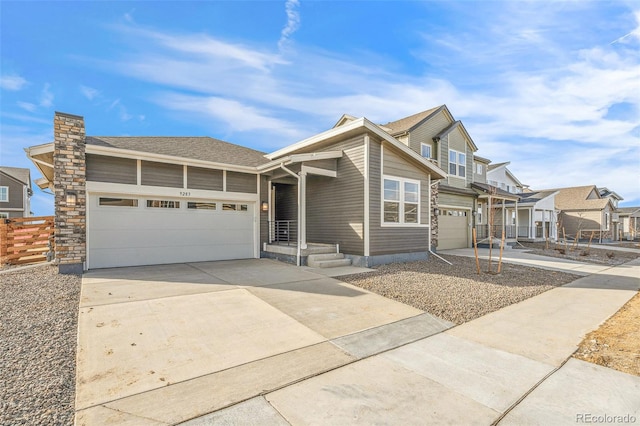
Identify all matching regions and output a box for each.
[299,171,307,250]
[515,198,518,242]
[267,181,273,243]
[529,208,534,239]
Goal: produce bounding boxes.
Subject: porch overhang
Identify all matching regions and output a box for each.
[258,150,343,175]
[25,142,55,189]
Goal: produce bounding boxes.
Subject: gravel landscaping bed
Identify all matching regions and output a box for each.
[0,265,81,426]
[341,254,581,324]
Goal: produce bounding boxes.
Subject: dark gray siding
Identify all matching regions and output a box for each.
[259,175,269,246]
[227,171,257,193]
[86,154,137,184]
[275,183,297,221]
[0,173,24,209]
[141,161,183,188]
[187,166,223,191]
[306,136,365,255]
[369,140,430,256]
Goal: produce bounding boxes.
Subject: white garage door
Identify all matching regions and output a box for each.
[88,195,255,269]
[438,209,469,250]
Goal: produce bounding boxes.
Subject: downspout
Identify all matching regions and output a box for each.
[279,163,302,266]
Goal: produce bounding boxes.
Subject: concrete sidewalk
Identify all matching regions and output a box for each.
[187,258,640,425]
[441,247,612,275]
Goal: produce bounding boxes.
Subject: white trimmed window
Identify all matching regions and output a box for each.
[383,176,420,224]
[0,212,8,219]
[605,212,610,230]
[0,186,8,202]
[477,203,483,224]
[449,150,466,178]
[420,143,432,159]
[475,163,483,174]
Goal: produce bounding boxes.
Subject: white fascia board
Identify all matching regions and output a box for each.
[300,165,337,177]
[266,118,368,160]
[257,151,343,173]
[505,167,525,187]
[289,150,343,163]
[86,145,258,174]
[25,142,54,157]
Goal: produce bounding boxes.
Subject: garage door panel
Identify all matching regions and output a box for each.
[88,195,256,269]
[438,213,469,250]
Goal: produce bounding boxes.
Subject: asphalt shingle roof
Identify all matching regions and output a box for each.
[381,106,442,135]
[0,166,30,185]
[540,185,610,210]
[86,136,269,167]
[518,190,557,204]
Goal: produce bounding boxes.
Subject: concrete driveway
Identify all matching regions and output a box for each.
[75,259,451,425]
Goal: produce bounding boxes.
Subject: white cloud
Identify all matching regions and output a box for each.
[279,0,301,51]
[17,101,37,112]
[80,85,100,100]
[39,83,54,108]
[1,74,28,91]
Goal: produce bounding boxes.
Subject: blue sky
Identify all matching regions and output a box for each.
[1,0,639,216]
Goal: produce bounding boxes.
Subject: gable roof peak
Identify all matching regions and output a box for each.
[381,105,445,135]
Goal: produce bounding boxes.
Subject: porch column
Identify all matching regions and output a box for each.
[267,181,273,243]
[529,208,534,239]
[502,199,506,238]
[515,199,518,241]
[299,171,307,250]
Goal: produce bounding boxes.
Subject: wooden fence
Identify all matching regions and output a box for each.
[0,216,55,266]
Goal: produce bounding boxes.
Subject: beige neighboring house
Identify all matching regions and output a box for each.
[379,105,479,250]
[618,207,640,240]
[545,185,616,242]
[0,166,32,218]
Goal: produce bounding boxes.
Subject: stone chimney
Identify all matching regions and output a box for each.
[53,112,86,274]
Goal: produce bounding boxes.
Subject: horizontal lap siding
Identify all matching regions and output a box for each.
[439,192,474,209]
[407,111,450,157]
[227,171,257,194]
[86,154,137,185]
[306,136,365,255]
[560,211,602,235]
[141,161,183,188]
[369,141,429,256]
[260,175,269,246]
[275,183,297,221]
[0,174,24,209]
[187,166,223,191]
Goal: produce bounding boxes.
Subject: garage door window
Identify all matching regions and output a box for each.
[188,202,217,210]
[222,203,249,211]
[99,197,139,207]
[147,200,180,208]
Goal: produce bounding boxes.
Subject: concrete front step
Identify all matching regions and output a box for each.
[307,253,352,268]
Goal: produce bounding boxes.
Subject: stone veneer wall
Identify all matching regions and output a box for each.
[53,112,86,274]
[430,181,439,250]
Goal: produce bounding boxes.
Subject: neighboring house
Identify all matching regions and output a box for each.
[27,112,446,271]
[0,166,32,218]
[379,105,479,250]
[598,187,624,239]
[543,185,615,242]
[484,162,557,242]
[618,207,640,240]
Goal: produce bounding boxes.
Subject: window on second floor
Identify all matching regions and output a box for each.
[0,186,8,202]
[420,143,432,159]
[475,163,483,174]
[449,150,466,178]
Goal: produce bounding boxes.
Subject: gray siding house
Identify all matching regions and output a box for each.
[27,112,446,271]
[0,166,32,218]
[379,105,480,249]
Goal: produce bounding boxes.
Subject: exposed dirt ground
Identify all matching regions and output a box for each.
[574,292,640,377]
[516,242,640,265]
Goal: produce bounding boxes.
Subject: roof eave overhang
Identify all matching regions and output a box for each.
[258,151,343,174]
[266,117,447,180]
